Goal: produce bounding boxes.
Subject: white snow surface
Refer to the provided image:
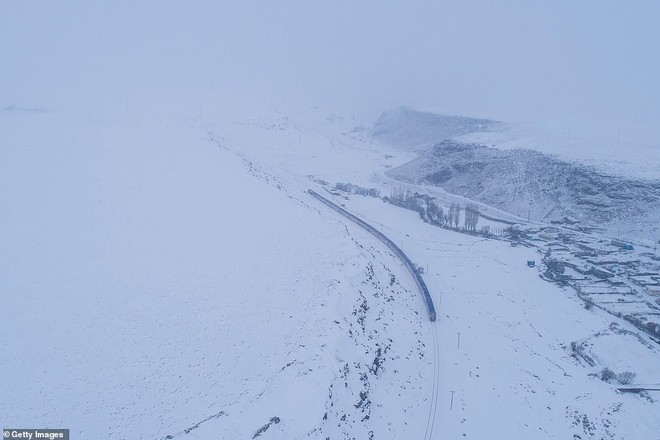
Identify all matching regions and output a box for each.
[370,105,659,180]
[455,119,660,181]
[2,103,659,439]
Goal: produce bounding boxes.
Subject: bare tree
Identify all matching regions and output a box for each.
[427,201,444,225]
[447,203,454,228]
[617,371,636,385]
[464,203,480,232]
[448,202,461,228]
[599,368,616,383]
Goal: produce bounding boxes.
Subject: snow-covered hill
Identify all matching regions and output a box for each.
[387,140,660,241]
[369,106,501,152]
[368,108,659,243]
[0,107,437,439]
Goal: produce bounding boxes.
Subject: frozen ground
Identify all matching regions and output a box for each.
[2,103,659,439]
[457,120,660,181]
[403,105,660,181]
[370,107,659,244]
[337,194,660,439]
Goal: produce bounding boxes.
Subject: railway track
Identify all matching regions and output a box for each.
[308,189,436,321]
[308,189,441,439]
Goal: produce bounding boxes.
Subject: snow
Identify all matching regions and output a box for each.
[0,107,434,439]
[3,1,660,437]
[2,104,659,439]
[337,195,660,439]
[371,108,659,244]
[456,119,660,181]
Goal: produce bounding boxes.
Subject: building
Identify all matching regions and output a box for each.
[646,287,660,297]
[611,240,634,251]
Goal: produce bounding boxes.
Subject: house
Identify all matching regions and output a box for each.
[611,240,634,251]
[646,287,660,297]
[591,266,615,279]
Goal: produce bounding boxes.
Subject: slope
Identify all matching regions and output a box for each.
[0,107,436,439]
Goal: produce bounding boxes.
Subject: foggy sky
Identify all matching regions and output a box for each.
[2,1,659,126]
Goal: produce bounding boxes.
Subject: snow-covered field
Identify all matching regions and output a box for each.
[338,195,660,439]
[2,104,659,439]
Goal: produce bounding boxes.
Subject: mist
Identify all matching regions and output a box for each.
[2,1,660,128]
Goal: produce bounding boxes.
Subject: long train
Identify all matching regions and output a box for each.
[308,189,437,321]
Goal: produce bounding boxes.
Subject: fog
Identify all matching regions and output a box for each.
[2,1,660,127]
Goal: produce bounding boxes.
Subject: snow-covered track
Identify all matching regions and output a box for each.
[308,189,437,321]
[424,322,440,440]
[309,189,441,439]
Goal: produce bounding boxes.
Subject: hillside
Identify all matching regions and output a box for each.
[387,140,660,240]
[0,106,443,439]
[369,106,501,151]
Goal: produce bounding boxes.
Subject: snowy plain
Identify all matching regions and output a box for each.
[2,102,659,439]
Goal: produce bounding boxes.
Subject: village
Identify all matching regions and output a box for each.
[518,224,660,341]
[332,180,660,343]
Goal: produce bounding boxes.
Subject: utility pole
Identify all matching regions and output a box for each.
[457,332,461,349]
[450,391,456,410]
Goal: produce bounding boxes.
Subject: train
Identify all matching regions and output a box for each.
[308,189,437,321]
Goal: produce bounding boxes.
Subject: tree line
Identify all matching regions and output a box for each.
[386,187,486,234]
